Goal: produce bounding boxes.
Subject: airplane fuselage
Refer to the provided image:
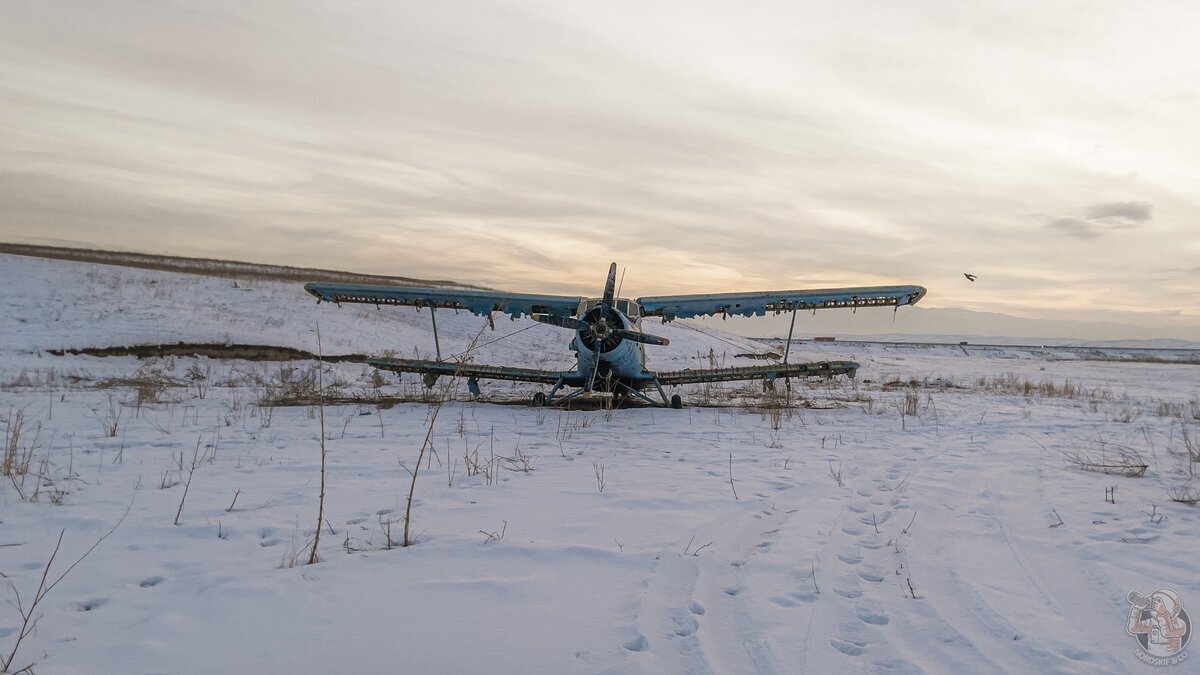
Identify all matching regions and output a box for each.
[569,298,649,390]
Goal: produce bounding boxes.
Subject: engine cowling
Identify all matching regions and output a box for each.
[577,305,627,353]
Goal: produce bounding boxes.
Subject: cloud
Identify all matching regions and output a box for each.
[1046,200,1154,239]
[1,2,1199,328]
[1047,218,1101,239]
[1084,201,1152,224]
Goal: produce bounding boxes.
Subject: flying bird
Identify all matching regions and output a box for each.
[963,273,977,282]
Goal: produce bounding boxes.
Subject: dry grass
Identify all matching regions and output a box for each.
[1064,444,1148,477]
[96,362,186,410]
[976,373,1111,400]
[1167,485,1199,505]
[3,407,38,478]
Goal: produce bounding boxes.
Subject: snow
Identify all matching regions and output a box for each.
[2,252,1198,674]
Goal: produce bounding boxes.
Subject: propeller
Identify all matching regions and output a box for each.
[531,314,588,331]
[611,328,669,346]
[601,262,617,307]
[534,263,672,371]
[588,262,619,392]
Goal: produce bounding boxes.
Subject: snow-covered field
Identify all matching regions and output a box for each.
[2,253,1198,674]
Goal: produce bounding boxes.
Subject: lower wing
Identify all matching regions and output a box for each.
[653,360,859,386]
[368,357,584,386]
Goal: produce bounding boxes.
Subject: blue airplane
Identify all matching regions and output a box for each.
[304,263,925,408]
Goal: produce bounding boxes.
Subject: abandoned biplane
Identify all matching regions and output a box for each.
[304,264,925,408]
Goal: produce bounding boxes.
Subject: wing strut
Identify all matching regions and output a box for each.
[428,302,443,362]
[783,306,798,364]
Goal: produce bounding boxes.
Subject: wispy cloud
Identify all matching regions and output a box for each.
[1084,201,1153,224]
[0,1,1198,330]
[1046,199,1154,240]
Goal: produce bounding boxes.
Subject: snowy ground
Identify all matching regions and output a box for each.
[2,253,1198,674]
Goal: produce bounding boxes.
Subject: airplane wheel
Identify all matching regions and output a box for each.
[532,392,546,407]
[670,394,683,409]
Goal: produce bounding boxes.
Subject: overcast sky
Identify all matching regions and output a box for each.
[1,1,1198,338]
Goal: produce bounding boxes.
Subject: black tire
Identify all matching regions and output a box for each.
[532,392,546,407]
[670,394,683,409]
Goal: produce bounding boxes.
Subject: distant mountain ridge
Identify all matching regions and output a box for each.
[785,333,1200,350]
[710,303,1200,344]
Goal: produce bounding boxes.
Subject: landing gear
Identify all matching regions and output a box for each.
[531,392,546,407]
[670,394,683,409]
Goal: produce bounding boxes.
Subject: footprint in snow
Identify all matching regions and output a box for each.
[830,637,867,656]
[77,598,109,612]
[623,634,649,652]
[856,604,889,626]
[862,512,893,526]
[837,553,863,565]
[139,576,165,588]
[672,616,698,637]
[770,595,799,607]
[858,570,885,583]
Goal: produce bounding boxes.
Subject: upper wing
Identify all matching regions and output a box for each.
[637,285,926,321]
[304,283,582,319]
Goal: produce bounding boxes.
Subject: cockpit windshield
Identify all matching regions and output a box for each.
[579,298,640,320]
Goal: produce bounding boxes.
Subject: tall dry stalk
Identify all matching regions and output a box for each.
[3,506,129,672]
[308,324,328,565]
[403,321,489,547]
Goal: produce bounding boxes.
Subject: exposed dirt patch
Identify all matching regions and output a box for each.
[47,343,370,363]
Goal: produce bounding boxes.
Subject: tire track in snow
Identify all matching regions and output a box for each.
[898,435,1125,674]
[621,498,793,673]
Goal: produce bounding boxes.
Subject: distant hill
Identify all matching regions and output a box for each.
[7,242,1198,344]
[0,243,488,289]
[706,303,1200,344]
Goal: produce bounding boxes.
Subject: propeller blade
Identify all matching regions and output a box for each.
[611,328,670,346]
[531,313,588,331]
[601,262,617,308]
